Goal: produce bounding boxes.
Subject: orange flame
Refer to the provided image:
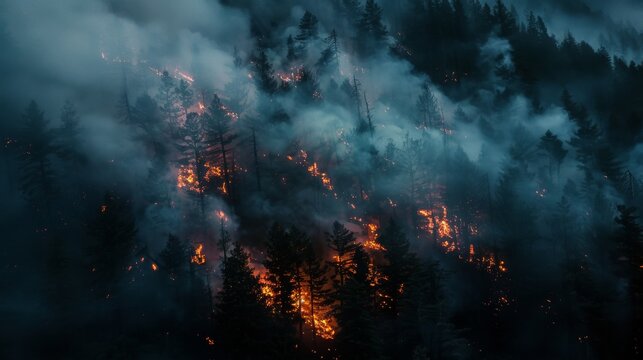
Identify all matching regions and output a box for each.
[364,222,386,251]
[191,244,206,265]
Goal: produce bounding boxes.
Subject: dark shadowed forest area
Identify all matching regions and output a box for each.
[0,0,641,359]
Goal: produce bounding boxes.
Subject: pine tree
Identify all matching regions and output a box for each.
[56,100,84,164]
[215,244,275,358]
[492,0,517,37]
[539,130,567,182]
[377,219,412,314]
[316,29,340,75]
[327,221,358,291]
[18,101,57,220]
[342,0,362,27]
[359,0,387,42]
[86,193,137,298]
[204,94,236,197]
[416,81,441,129]
[295,11,319,58]
[175,79,193,120]
[157,70,181,133]
[159,234,188,280]
[302,237,331,343]
[175,112,209,216]
[253,50,278,95]
[264,222,297,319]
[295,67,321,103]
[561,89,589,126]
[614,206,642,292]
[336,245,377,359]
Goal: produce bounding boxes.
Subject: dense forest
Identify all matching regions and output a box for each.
[0,0,641,359]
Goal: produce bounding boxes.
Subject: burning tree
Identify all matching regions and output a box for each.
[176,112,210,216]
[263,223,298,320]
[204,94,236,198]
[301,238,333,342]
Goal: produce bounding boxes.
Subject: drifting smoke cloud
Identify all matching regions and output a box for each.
[0,1,641,358]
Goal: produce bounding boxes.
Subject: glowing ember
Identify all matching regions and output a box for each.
[175,68,194,84]
[417,206,508,274]
[307,162,334,192]
[177,164,202,193]
[191,244,206,265]
[294,287,336,340]
[364,222,386,251]
[276,65,304,83]
[151,263,158,271]
[219,103,239,121]
[205,336,215,346]
[256,270,335,339]
[204,162,223,181]
[437,206,452,239]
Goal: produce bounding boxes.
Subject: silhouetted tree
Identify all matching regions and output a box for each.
[295,11,319,57]
[18,101,57,220]
[159,234,189,280]
[176,112,209,216]
[335,245,377,359]
[204,94,236,197]
[264,222,297,319]
[56,100,84,164]
[86,193,137,298]
[377,220,412,314]
[175,79,193,120]
[539,130,567,182]
[253,50,278,95]
[317,29,340,75]
[302,237,331,344]
[157,70,180,133]
[215,244,275,358]
[358,0,387,52]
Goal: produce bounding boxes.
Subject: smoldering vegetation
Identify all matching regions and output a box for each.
[0,0,641,359]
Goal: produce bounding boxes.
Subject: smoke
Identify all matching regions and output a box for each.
[0,1,640,358]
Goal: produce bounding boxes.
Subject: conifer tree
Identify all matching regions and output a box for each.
[302,237,331,343]
[176,112,209,216]
[175,79,193,120]
[295,11,319,58]
[336,245,377,359]
[157,70,181,133]
[264,223,297,319]
[316,29,340,75]
[253,50,278,95]
[215,244,275,358]
[377,219,412,313]
[56,100,84,164]
[86,193,137,298]
[204,94,236,197]
[359,0,387,42]
[159,234,189,286]
[539,130,567,182]
[18,101,57,220]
